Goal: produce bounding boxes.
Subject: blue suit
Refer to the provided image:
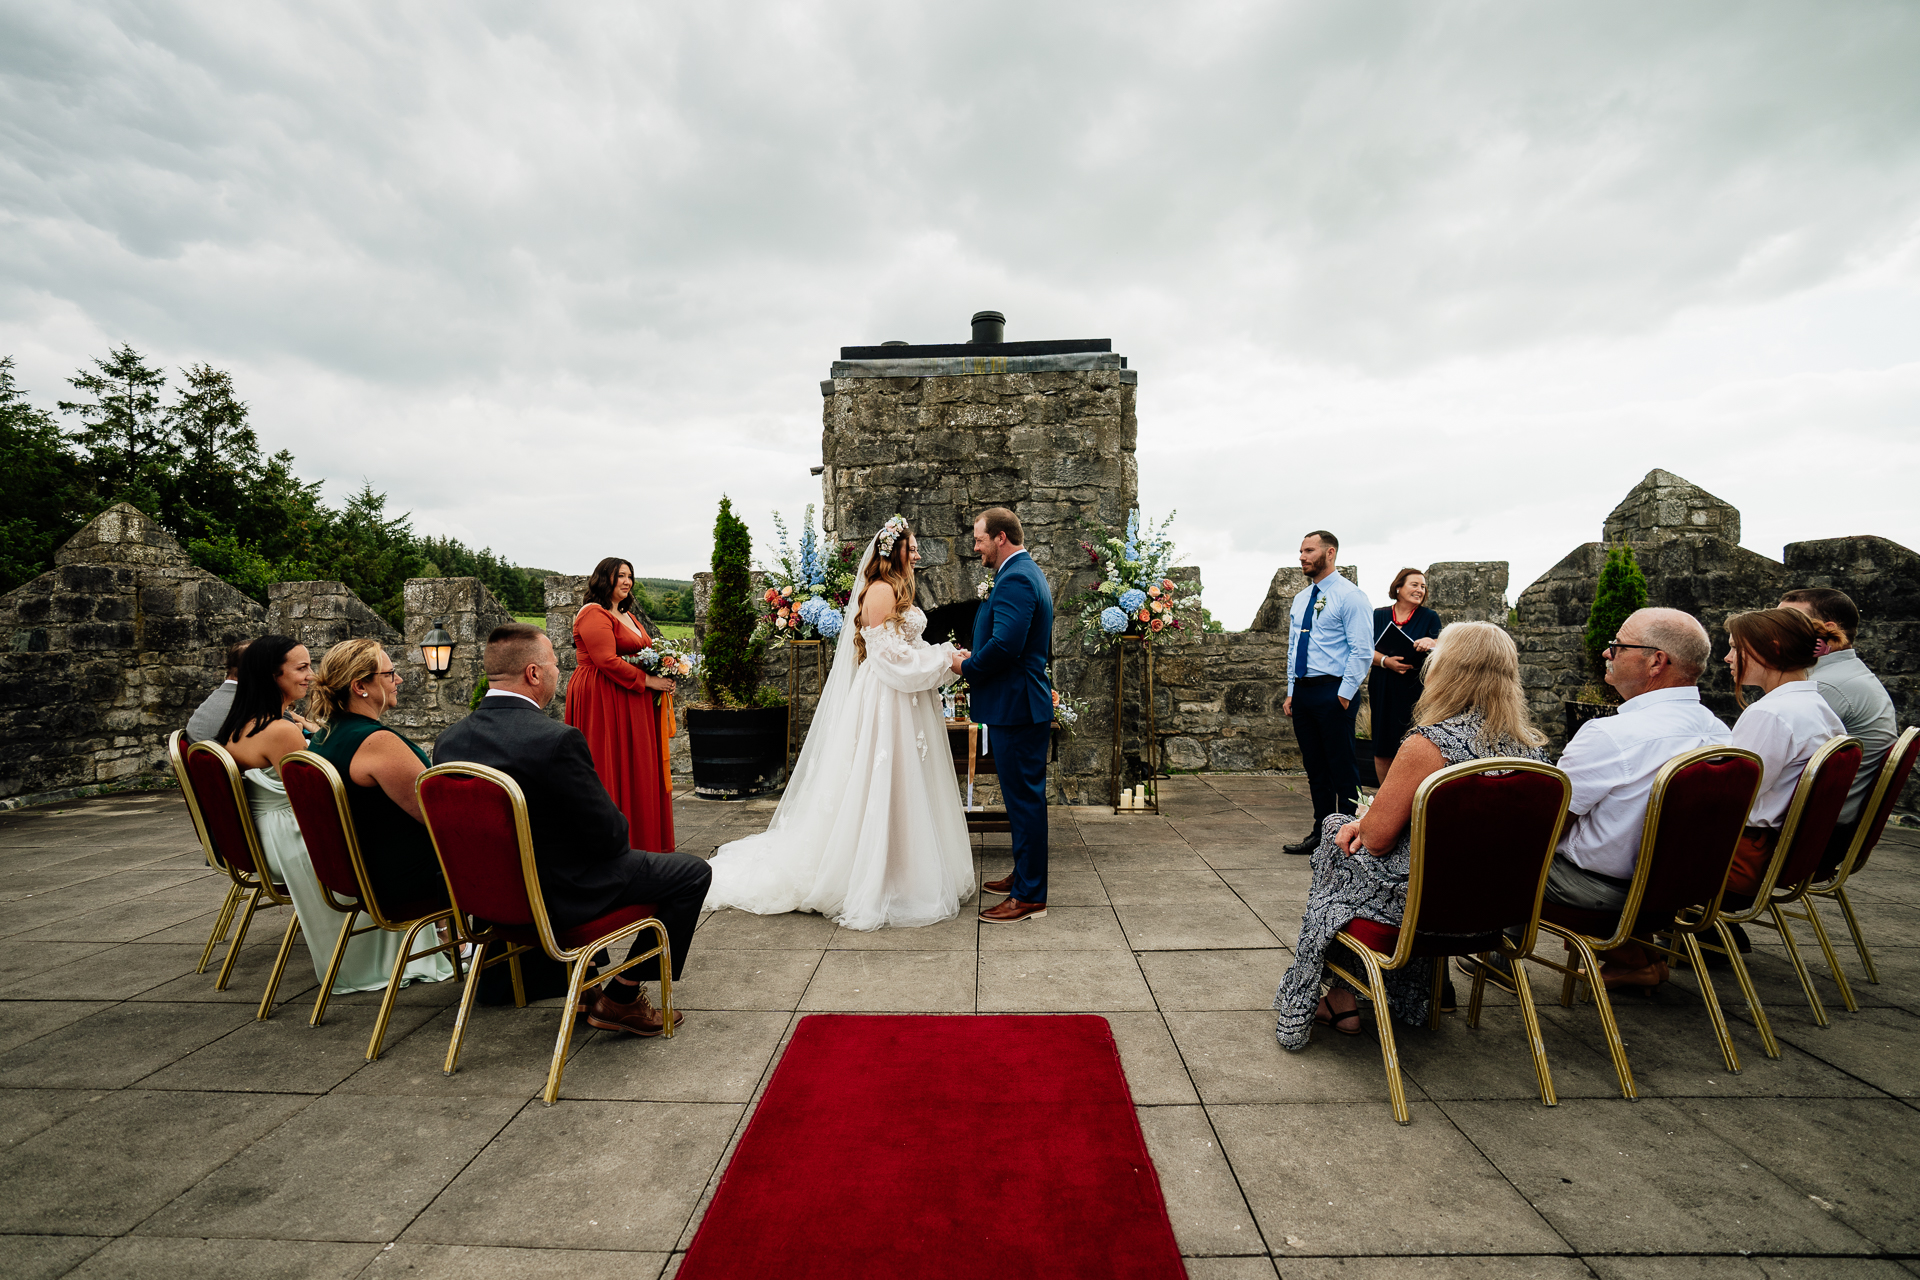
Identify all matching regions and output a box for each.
[961,549,1053,902]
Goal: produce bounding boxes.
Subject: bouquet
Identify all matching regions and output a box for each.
[758,505,859,643]
[631,637,700,681]
[1068,509,1210,645]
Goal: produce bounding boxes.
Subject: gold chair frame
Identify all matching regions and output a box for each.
[1803,726,1918,991]
[1326,757,1572,1125]
[1524,745,1763,1095]
[416,761,674,1106]
[1693,734,1862,1053]
[168,731,245,974]
[279,750,463,1058]
[180,739,303,1019]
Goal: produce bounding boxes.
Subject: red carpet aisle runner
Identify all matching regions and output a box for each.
[677,1014,1187,1280]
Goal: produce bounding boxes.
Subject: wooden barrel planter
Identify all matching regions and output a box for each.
[687,706,788,800]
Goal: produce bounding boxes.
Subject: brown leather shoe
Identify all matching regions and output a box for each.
[982,874,1015,896]
[573,983,601,1014]
[584,985,683,1037]
[979,897,1047,924]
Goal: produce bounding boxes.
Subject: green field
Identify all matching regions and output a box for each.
[515,614,695,642]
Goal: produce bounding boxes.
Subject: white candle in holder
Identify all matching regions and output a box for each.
[1119,788,1133,810]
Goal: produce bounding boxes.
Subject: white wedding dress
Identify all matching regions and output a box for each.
[703,603,976,931]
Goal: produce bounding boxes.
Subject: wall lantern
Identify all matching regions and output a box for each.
[420,620,456,679]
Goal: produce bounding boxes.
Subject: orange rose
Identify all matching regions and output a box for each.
[1137,609,1151,622]
[1152,600,1166,613]
[1150,618,1164,631]
[1162,578,1175,590]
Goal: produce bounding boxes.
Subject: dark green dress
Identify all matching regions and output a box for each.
[308,714,450,912]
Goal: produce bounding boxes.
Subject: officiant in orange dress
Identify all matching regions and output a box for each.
[565,557,677,853]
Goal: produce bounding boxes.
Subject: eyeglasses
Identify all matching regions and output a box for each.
[1603,641,1661,655]
[373,669,402,682]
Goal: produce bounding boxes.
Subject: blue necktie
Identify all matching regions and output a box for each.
[1295,583,1320,679]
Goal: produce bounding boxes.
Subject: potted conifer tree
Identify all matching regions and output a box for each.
[1567,543,1648,738]
[686,496,787,799]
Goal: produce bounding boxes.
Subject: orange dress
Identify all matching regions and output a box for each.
[565,603,676,854]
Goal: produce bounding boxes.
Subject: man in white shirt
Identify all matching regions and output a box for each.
[1545,608,1731,914]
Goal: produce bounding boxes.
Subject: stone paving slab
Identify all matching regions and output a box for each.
[0,776,1915,1275]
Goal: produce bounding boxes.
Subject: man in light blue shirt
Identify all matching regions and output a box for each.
[1282,530,1375,854]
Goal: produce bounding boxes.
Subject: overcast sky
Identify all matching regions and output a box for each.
[4,2,1917,626]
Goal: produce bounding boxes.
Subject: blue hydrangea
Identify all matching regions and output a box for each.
[815,609,844,639]
[1099,606,1128,634]
[1118,588,1147,614]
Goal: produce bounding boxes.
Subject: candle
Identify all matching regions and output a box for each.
[1119,788,1132,810]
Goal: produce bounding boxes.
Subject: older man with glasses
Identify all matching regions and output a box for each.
[1501,606,1731,990]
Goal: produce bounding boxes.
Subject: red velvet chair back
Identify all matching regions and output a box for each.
[1773,739,1862,893]
[1849,728,1918,877]
[417,765,537,927]
[183,741,262,880]
[1636,749,1763,924]
[1405,759,1569,951]
[280,752,366,907]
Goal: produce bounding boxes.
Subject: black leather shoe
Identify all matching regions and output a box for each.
[1283,837,1317,855]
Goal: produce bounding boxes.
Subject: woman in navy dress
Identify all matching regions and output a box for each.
[1368,568,1442,787]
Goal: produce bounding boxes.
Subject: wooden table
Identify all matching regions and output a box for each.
[946,721,1010,834]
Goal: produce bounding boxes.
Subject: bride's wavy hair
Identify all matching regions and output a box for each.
[853,524,915,664]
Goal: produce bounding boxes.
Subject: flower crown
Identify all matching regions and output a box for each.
[875,514,910,560]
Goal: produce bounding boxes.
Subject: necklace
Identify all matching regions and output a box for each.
[1393,602,1417,626]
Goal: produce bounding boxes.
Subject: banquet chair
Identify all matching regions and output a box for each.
[280,751,461,1057]
[1525,745,1762,1095]
[168,731,244,974]
[1702,735,1861,1051]
[415,761,673,1105]
[1327,757,1572,1125]
[181,739,303,1019]
[1803,727,1918,990]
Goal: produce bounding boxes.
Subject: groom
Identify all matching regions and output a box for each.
[953,507,1054,923]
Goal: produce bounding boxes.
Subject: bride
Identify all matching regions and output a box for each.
[703,515,978,930]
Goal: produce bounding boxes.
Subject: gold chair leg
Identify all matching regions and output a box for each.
[366,917,436,1062]
[197,882,243,974]
[1507,954,1558,1108]
[1832,886,1878,984]
[310,909,359,1028]
[1428,961,1444,1032]
[258,910,302,1021]
[1717,919,1779,1059]
[1770,904,1830,1029]
[544,955,597,1106]
[215,887,265,991]
[1346,948,1410,1125]
[1465,954,1489,1028]
[1798,900,1857,1013]
[509,952,527,1007]
[1681,931,1740,1074]
[444,940,491,1077]
[652,922,674,1039]
[1568,934,1635,1100]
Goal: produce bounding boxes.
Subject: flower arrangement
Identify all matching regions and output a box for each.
[1069,509,1208,645]
[1051,687,1081,729]
[758,505,860,644]
[630,637,701,682]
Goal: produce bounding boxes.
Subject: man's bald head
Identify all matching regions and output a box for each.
[1626,607,1711,681]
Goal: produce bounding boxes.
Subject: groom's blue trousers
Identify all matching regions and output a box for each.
[991,721,1051,904]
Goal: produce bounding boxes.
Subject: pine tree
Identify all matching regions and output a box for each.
[0,357,84,591]
[1584,544,1649,683]
[57,344,177,492]
[702,496,765,707]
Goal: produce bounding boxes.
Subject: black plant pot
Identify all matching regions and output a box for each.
[1353,740,1379,789]
[687,706,788,800]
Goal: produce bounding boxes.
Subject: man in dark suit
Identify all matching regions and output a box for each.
[954,507,1054,923]
[432,624,711,1036]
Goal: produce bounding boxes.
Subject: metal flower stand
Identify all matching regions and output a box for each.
[1110,634,1161,814]
[785,639,826,773]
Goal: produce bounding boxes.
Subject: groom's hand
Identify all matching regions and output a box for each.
[1282,697,1292,717]
[949,649,967,675]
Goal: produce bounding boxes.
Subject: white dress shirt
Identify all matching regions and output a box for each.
[1730,680,1847,829]
[1556,685,1732,879]
[483,688,542,709]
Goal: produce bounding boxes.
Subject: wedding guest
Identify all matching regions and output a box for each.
[186,639,250,743]
[1531,608,1729,990]
[1272,622,1549,1048]
[1722,608,1846,899]
[1779,588,1898,876]
[1368,568,1441,787]
[435,624,710,1036]
[217,638,449,992]
[306,639,451,914]
[566,557,676,854]
[1282,530,1374,855]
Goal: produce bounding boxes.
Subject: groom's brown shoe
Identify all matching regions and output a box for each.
[982,874,1015,896]
[584,985,683,1037]
[980,897,1047,924]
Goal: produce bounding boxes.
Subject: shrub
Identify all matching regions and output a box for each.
[1583,544,1648,683]
[700,496,768,707]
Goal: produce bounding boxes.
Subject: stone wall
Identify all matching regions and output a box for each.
[0,505,521,807]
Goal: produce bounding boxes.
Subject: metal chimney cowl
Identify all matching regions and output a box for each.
[969,311,1005,344]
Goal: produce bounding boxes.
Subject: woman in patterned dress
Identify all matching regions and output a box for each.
[1273,621,1550,1050]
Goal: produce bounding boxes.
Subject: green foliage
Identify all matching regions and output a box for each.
[1,345,548,627]
[1584,544,1649,677]
[700,496,767,707]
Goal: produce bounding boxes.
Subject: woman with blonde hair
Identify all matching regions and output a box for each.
[702,515,978,930]
[1271,621,1550,1049]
